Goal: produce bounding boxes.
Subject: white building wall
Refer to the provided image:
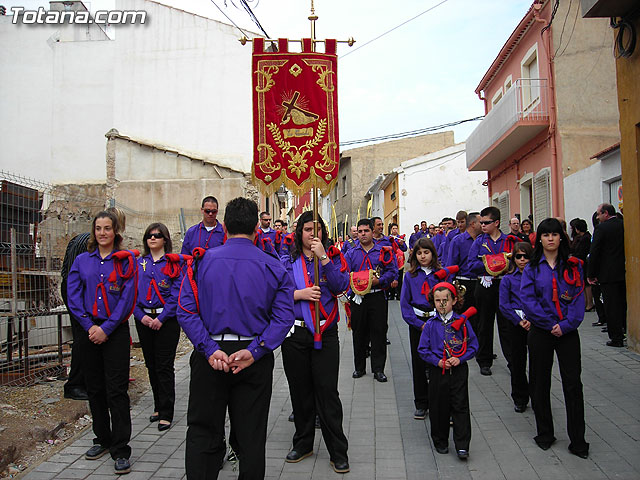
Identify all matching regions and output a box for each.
[564,150,622,227]
[0,0,255,184]
[399,143,487,236]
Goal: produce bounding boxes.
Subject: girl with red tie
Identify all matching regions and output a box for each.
[134,223,185,432]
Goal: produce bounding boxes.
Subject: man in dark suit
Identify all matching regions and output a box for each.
[588,203,626,347]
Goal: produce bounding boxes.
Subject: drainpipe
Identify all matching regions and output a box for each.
[534,2,563,217]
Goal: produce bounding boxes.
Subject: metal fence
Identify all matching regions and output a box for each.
[0,170,200,386]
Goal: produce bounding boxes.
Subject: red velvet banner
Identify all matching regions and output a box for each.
[252,38,339,196]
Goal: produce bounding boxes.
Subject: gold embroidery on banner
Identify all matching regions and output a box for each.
[303,59,335,93]
[289,63,302,77]
[316,142,338,172]
[256,143,279,174]
[267,119,327,179]
[284,128,313,138]
[254,60,288,93]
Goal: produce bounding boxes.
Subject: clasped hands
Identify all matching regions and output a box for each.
[208,349,255,374]
[88,325,108,344]
[437,357,460,369]
[141,315,163,330]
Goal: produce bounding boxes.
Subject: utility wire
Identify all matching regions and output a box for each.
[340,116,483,147]
[341,0,450,59]
[209,0,250,37]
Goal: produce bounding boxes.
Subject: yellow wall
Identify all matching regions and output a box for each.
[383,178,399,231]
[616,16,640,352]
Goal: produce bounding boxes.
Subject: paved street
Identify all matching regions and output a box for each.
[22,303,640,480]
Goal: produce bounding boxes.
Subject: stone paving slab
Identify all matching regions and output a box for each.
[21,303,640,479]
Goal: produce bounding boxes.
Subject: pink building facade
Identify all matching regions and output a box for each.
[466,1,558,228]
[466,1,619,230]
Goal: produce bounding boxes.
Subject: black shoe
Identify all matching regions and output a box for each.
[85,445,109,460]
[569,446,589,459]
[285,450,313,463]
[288,412,294,422]
[456,449,469,459]
[492,353,498,359]
[386,338,391,345]
[480,367,492,376]
[352,370,365,378]
[535,438,555,451]
[435,445,449,454]
[315,415,321,429]
[607,340,624,347]
[413,408,427,420]
[114,458,131,475]
[158,421,171,431]
[149,413,159,423]
[592,321,604,326]
[330,460,350,473]
[63,387,89,401]
[514,404,528,413]
[373,372,388,383]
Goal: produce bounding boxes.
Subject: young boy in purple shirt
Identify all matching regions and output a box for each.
[418,282,478,460]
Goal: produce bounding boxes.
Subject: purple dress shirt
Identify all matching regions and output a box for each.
[520,258,585,333]
[181,222,225,255]
[400,268,440,330]
[282,253,349,332]
[177,237,294,361]
[417,311,478,367]
[499,269,525,326]
[344,242,398,290]
[133,254,183,324]
[67,250,137,336]
[446,231,477,279]
[467,232,510,277]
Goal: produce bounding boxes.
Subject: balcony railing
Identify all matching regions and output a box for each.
[467,78,549,170]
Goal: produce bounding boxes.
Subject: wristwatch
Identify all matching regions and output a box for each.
[319,254,328,261]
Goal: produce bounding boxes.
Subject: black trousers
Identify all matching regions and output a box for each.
[350,291,388,373]
[185,342,274,480]
[508,322,529,406]
[409,325,429,410]
[135,316,181,422]
[64,312,87,393]
[528,327,589,454]
[474,280,512,369]
[600,281,627,342]
[281,326,348,463]
[388,271,403,300]
[77,322,132,459]
[427,363,471,451]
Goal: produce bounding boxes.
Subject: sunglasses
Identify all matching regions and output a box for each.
[514,253,529,260]
[147,233,164,239]
[479,220,496,225]
[203,209,218,215]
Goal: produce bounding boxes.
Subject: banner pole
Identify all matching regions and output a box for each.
[310,2,322,349]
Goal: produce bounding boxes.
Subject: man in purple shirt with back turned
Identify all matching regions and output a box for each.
[177,197,294,480]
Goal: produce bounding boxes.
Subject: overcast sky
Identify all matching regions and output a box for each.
[7,0,533,146]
